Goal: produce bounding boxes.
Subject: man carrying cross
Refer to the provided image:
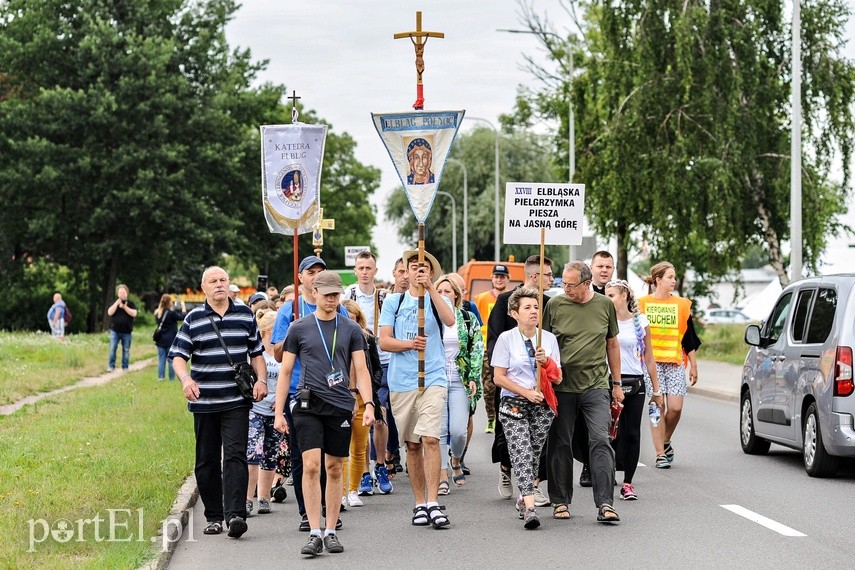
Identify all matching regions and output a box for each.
[379,249,455,528]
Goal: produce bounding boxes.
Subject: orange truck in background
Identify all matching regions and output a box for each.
[457,259,526,302]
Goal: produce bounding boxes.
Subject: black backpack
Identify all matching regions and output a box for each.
[393,292,445,340]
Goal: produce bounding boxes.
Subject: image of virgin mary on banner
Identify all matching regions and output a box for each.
[260,123,328,235]
[372,110,464,222]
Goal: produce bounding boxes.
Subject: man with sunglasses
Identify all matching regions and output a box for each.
[487,255,554,505]
[577,250,615,487]
[543,261,624,524]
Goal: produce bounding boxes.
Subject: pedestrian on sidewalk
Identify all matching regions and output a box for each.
[604,280,664,500]
[153,294,186,380]
[491,288,561,529]
[638,261,702,469]
[379,250,455,529]
[170,266,268,539]
[274,271,376,556]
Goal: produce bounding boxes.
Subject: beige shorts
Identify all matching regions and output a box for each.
[390,385,447,445]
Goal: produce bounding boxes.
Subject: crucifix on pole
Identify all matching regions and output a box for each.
[394,11,444,110]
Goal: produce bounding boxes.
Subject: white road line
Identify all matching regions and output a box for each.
[720,505,806,537]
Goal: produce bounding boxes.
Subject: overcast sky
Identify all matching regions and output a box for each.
[225,1,855,278]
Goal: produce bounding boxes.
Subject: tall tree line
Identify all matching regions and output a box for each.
[0,0,379,331]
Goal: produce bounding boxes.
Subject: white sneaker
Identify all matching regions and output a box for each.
[347,490,363,507]
[498,470,513,500]
[340,495,348,511]
[533,486,550,507]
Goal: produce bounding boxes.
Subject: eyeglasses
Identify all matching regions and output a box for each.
[524,339,536,358]
[562,280,589,290]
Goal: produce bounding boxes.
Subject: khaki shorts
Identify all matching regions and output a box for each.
[390,385,447,445]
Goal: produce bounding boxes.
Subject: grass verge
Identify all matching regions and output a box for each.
[0,329,158,406]
[0,368,193,569]
[699,323,752,366]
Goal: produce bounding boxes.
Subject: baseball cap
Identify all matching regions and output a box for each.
[228,284,240,293]
[402,249,442,276]
[313,271,344,295]
[298,255,327,273]
[492,264,510,276]
[248,292,268,306]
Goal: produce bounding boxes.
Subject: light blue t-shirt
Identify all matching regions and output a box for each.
[252,351,279,416]
[379,291,451,392]
[271,297,349,395]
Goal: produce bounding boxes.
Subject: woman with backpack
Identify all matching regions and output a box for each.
[433,274,483,494]
[153,294,186,380]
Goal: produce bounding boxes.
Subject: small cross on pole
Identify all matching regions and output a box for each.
[394,11,444,110]
[312,208,336,256]
[288,89,301,123]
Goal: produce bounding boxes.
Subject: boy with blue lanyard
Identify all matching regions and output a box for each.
[272,255,349,531]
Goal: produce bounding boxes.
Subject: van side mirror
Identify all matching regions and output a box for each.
[744,324,761,347]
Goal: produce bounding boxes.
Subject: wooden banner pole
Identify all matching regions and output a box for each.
[535,227,545,393]
[417,223,426,392]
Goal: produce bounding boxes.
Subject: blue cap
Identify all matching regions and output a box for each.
[298,255,327,273]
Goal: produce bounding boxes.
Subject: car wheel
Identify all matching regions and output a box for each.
[803,402,839,477]
[740,390,770,455]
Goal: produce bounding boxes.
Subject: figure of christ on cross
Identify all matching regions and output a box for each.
[394,11,444,110]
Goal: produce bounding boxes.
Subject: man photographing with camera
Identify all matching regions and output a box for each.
[170,266,267,539]
[106,284,138,371]
[274,270,376,557]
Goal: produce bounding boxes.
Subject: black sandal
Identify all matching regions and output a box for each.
[385,459,397,479]
[597,504,620,523]
[426,505,450,529]
[203,521,223,534]
[412,505,430,526]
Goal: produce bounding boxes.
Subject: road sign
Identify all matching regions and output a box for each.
[344,246,371,266]
[503,182,585,245]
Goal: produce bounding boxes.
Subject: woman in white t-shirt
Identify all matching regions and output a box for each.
[491,288,561,529]
[604,280,663,501]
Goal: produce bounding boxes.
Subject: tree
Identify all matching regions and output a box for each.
[505,0,855,290]
[0,0,379,330]
[383,127,566,272]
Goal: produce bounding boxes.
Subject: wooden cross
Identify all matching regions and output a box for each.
[394,11,444,110]
[288,89,301,122]
[312,208,336,255]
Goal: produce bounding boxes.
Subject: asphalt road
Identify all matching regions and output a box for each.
[168,389,855,568]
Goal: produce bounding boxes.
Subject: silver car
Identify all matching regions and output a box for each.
[740,274,855,477]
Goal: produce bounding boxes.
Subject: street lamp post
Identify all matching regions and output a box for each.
[791,1,802,281]
[498,27,574,259]
[436,191,457,270]
[447,158,469,263]
[466,116,500,261]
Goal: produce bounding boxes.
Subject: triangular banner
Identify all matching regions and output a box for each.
[260,124,328,235]
[372,110,465,223]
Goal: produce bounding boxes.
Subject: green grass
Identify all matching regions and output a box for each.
[699,323,753,365]
[0,329,158,406]
[0,368,194,569]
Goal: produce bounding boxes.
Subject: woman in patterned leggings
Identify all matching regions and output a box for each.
[491,288,562,529]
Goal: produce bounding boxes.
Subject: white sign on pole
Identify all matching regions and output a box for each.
[503,182,585,245]
[344,246,371,266]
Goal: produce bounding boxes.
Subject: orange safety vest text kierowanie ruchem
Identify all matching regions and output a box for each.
[638,295,691,364]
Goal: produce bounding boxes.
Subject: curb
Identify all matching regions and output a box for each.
[690,386,739,402]
[139,475,199,570]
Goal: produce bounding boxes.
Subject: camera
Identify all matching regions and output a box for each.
[298,386,311,410]
[257,274,269,292]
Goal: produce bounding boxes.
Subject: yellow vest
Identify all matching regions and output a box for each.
[638,295,691,364]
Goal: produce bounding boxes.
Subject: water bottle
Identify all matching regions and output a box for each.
[648,401,661,426]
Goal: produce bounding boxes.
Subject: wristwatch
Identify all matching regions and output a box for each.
[364,401,376,408]
[651,390,662,396]
[611,381,622,387]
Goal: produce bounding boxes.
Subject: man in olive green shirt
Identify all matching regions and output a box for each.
[543,261,624,523]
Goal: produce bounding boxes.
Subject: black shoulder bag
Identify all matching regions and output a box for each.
[207,315,257,400]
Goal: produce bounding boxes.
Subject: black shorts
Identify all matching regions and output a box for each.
[292,400,353,458]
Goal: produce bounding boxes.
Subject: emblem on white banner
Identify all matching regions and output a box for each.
[260,124,327,235]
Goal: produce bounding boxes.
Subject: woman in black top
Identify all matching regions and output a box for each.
[154,294,186,380]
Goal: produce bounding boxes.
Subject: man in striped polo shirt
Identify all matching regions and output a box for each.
[171,266,268,538]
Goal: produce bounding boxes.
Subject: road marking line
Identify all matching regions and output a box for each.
[720,505,806,537]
